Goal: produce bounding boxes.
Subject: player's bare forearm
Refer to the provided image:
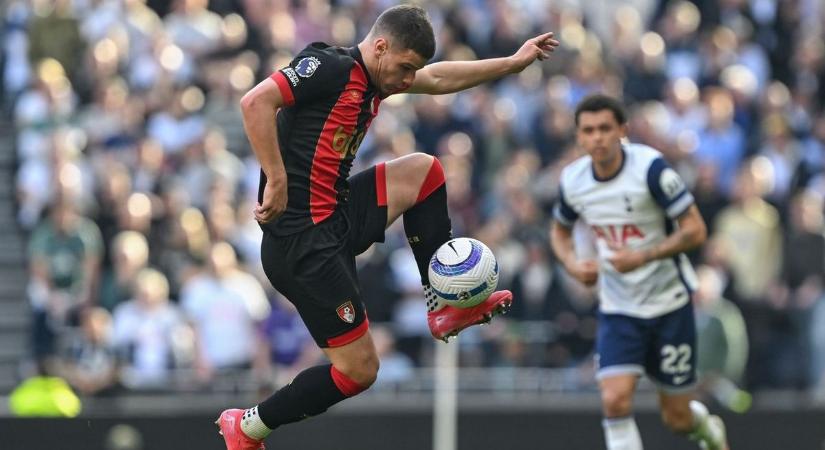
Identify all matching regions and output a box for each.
[407,31,558,95]
[550,221,577,270]
[406,58,516,95]
[551,221,599,286]
[240,78,287,181]
[242,78,291,222]
[643,205,707,263]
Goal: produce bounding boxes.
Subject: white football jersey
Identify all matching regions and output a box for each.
[554,143,698,318]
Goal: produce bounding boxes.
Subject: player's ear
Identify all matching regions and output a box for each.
[374,37,388,58]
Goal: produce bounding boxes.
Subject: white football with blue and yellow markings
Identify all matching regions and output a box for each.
[428,238,499,309]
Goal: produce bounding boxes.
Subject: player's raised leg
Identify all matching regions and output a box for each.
[217,333,377,450]
[659,393,729,450]
[600,374,644,450]
[383,152,512,341]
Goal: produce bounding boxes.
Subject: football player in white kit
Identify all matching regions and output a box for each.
[550,95,730,450]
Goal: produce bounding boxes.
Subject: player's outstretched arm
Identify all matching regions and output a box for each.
[550,221,598,286]
[405,31,559,95]
[241,78,289,223]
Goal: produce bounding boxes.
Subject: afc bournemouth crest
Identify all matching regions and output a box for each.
[336,301,355,323]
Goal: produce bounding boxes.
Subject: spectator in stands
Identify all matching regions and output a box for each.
[163,0,224,81]
[798,114,825,196]
[712,162,784,389]
[146,87,206,158]
[695,87,747,197]
[154,205,210,298]
[112,268,189,389]
[26,0,85,87]
[131,138,165,195]
[98,231,150,312]
[711,160,783,303]
[201,56,254,154]
[509,239,555,321]
[2,1,33,103]
[771,191,825,388]
[28,199,103,357]
[757,113,804,206]
[60,307,120,396]
[180,242,270,382]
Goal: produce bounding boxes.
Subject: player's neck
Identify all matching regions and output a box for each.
[357,41,378,84]
[593,148,625,181]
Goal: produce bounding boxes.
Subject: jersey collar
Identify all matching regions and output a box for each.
[348,46,375,90]
[591,146,627,182]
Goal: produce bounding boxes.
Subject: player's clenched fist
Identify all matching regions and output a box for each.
[607,242,649,274]
[255,176,287,224]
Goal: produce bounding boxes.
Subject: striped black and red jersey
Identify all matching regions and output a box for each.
[260,42,381,236]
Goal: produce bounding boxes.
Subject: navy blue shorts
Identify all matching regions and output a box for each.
[595,302,697,392]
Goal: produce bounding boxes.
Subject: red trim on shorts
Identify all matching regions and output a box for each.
[415,157,445,203]
[330,365,367,397]
[269,72,295,106]
[375,162,387,206]
[309,65,368,223]
[326,317,369,347]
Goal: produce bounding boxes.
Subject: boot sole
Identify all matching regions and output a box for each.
[439,298,512,342]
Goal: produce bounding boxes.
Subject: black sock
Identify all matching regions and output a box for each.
[256,364,348,429]
[403,184,452,285]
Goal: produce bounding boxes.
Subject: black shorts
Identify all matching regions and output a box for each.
[261,165,388,348]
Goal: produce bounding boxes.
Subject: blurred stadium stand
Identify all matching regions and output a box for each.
[0,118,29,394]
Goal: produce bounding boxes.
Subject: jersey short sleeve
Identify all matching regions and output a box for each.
[646,157,694,219]
[269,44,350,107]
[553,185,579,227]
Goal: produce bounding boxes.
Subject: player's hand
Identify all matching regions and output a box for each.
[569,260,599,287]
[607,243,648,273]
[256,175,287,224]
[508,32,560,73]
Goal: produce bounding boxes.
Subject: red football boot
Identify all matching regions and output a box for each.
[215,409,266,450]
[426,287,513,342]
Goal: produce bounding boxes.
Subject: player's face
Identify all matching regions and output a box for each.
[374,40,427,97]
[576,110,627,164]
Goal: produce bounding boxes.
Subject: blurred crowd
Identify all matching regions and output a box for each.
[2,0,825,409]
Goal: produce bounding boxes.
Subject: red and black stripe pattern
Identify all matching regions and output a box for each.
[259,43,381,235]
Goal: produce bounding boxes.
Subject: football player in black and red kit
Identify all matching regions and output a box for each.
[216,5,558,449]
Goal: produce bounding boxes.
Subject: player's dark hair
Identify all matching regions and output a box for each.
[574,94,627,126]
[371,5,435,61]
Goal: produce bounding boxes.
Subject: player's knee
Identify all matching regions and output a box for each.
[408,152,436,174]
[661,405,694,434]
[601,389,633,417]
[357,352,380,387]
[409,153,444,205]
[336,351,380,388]
[405,152,438,187]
